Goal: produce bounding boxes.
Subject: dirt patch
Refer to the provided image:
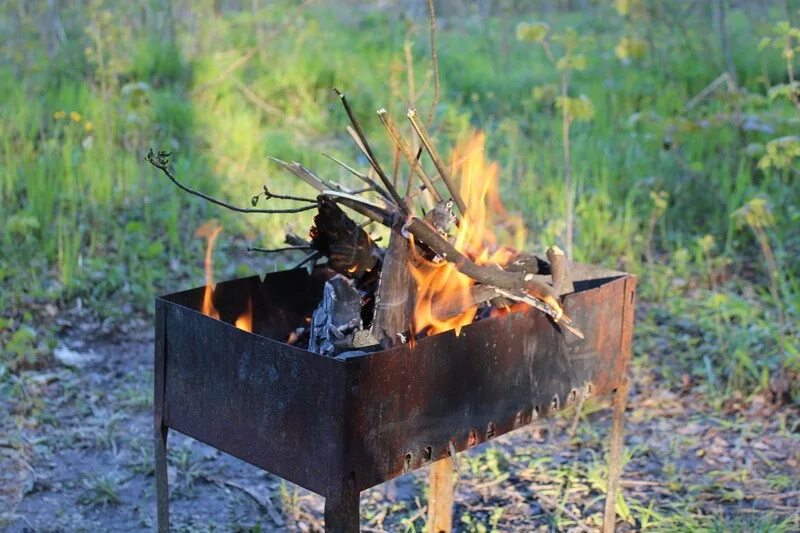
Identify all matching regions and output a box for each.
[2,328,798,531]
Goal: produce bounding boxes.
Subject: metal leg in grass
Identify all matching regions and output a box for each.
[155,425,170,532]
[324,486,360,532]
[154,300,170,532]
[602,377,629,533]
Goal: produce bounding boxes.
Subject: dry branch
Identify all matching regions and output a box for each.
[334,89,407,210]
[407,109,466,215]
[248,245,312,254]
[146,150,317,215]
[322,152,392,202]
[376,108,442,203]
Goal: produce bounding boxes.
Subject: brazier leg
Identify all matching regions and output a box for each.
[427,458,454,533]
[155,424,170,533]
[602,378,629,533]
[324,487,360,532]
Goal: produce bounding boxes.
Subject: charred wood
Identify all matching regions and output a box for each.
[310,198,381,278]
[308,275,363,356]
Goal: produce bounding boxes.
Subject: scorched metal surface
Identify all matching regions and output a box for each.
[154,263,636,532]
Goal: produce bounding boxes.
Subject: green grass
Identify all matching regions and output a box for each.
[1,3,798,393]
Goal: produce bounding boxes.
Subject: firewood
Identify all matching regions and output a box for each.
[334,89,408,210]
[310,198,381,278]
[404,217,563,317]
[377,108,442,204]
[505,252,551,276]
[322,152,392,203]
[407,109,466,216]
[370,231,415,347]
[547,245,574,295]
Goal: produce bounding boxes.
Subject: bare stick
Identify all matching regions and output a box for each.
[547,245,574,295]
[494,289,584,339]
[430,284,503,320]
[292,250,322,269]
[334,88,407,210]
[407,109,467,215]
[268,157,341,193]
[248,245,312,254]
[426,0,440,125]
[252,186,317,206]
[567,385,588,440]
[377,108,442,203]
[603,377,630,533]
[322,152,392,202]
[146,150,317,215]
[323,193,397,228]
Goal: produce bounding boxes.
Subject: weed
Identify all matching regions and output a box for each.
[78,473,122,507]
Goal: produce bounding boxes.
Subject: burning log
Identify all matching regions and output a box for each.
[403,217,562,317]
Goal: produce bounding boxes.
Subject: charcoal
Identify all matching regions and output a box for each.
[308,275,363,356]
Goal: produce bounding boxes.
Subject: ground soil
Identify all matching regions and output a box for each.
[1,318,798,532]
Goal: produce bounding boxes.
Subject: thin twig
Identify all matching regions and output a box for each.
[426,0,440,125]
[248,245,312,254]
[268,157,345,193]
[322,152,392,202]
[146,150,317,215]
[407,109,467,215]
[253,185,317,205]
[334,88,408,210]
[377,108,442,203]
[292,250,322,269]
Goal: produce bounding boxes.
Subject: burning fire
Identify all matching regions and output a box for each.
[195,221,222,320]
[235,296,253,333]
[409,132,527,337]
[195,220,253,332]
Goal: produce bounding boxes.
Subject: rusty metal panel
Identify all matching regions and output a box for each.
[340,271,633,491]
[155,264,634,497]
[159,285,348,497]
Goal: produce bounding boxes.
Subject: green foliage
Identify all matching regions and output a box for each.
[516,21,550,43]
[0,1,797,399]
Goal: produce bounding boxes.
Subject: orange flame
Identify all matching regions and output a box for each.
[235,296,253,332]
[409,132,526,337]
[195,220,222,320]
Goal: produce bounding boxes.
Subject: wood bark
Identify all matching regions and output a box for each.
[370,231,415,346]
[547,245,574,295]
[427,459,454,533]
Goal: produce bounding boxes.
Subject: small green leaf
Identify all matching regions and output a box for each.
[516,21,549,43]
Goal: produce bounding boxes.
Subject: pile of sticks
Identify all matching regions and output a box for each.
[146,89,582,353]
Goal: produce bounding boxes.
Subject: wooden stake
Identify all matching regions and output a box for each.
[603,377,629,533]
[427,458,454,533]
